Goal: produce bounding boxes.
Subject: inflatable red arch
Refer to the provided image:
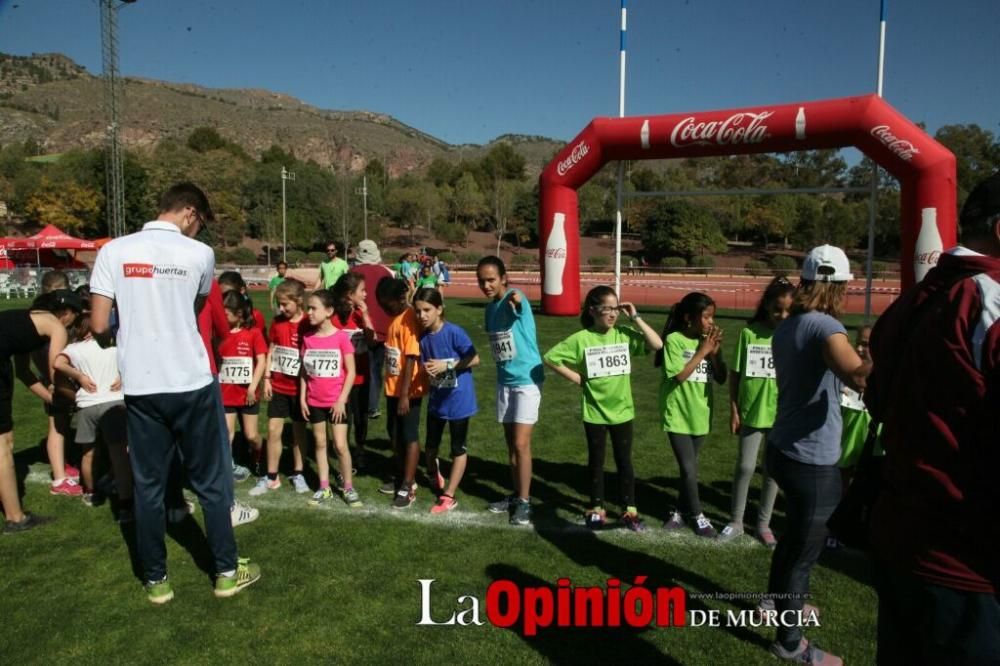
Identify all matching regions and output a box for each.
[538,94,956,315]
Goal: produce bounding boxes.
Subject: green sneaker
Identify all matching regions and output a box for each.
[214,558,261,598]
[344,488,363,508]
[146,578,174,605]
[309,487,333,506]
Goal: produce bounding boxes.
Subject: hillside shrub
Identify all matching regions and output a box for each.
[745,260,769,277]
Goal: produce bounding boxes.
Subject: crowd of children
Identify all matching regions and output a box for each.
[16,258,877,543]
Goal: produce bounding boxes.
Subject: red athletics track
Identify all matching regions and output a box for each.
[440,272,900,316]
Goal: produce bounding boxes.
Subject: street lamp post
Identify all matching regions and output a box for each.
[355,174,368,239]
[281,166,295,262]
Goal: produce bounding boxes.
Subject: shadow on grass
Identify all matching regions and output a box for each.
[531,512,773,655]
[483,563,682,665]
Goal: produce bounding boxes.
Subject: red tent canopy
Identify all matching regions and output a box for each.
[0,225,99,250]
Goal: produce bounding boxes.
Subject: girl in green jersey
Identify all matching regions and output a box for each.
[544,286,663,532]
[720,277,795,547]
[656,292,727,539]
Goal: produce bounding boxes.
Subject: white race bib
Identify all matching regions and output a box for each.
[386,346,402,376]
[745,343,776,379]
[350,329,367,355]
[219,356,253,385]
[584,343,631,379]
[428,358,458,389]
[682,349,710,384]
[489,330,516,363]
[841,387,866,411]
[303,349,342,378]
[270,345,301,376]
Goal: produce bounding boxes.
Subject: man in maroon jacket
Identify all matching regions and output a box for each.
[867,173,1000,664]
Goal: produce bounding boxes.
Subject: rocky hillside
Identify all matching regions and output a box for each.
[0,52,564,177]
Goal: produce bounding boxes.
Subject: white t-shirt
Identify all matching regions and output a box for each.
[61,339,124,409]
[89,221,215,396]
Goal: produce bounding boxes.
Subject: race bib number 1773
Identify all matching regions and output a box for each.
[303,349,342,378]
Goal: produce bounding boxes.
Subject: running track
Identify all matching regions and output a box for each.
[440,272,900,316]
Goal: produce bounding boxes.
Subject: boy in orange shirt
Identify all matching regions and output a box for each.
[376,278,428,509]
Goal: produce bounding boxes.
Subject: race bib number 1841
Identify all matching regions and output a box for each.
[489,330,516,363]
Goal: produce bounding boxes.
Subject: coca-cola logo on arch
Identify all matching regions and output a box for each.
[670,111,773,148]
[545,247,567,259]
[870,125,920,161]
[556,141,590,177]
[914,249,940,266]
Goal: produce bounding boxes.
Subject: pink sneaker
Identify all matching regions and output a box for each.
[63,464,81,481]
[430,495,457,514]
[757,525,778,549]
[51,478,83,497]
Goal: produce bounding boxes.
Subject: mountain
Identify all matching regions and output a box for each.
[0,52,565,177]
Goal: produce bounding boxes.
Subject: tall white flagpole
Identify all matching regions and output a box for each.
[864,0,887,321]
[614,0,627,298]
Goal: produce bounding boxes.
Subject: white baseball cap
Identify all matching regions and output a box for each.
[801,245,853,282]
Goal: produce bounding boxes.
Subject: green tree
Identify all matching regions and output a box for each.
[639,200,727,261]
[187,127,228,153]
[24,176,101,232]
[451,172,486,228]
[934,124,1000,205]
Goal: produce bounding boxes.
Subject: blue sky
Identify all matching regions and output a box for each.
[0,0,997,146]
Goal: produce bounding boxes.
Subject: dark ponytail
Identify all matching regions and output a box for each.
[748,276,795,325]
[653,291,716,367]
[223,290,254,328]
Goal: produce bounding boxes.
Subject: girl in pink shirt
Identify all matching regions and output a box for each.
[300,290,360,507]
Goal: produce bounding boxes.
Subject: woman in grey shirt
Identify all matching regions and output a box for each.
[765,246,872,665]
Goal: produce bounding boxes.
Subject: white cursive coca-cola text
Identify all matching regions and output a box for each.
[670,112,773,148]
[870,125,920,162]
[556,141,590,177]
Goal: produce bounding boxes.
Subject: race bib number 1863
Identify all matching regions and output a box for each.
[584,343,630,379]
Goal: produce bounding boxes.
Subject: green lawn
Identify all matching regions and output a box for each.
[0,293,877,664]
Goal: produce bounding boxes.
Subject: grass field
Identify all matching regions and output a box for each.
[0,292,878,665]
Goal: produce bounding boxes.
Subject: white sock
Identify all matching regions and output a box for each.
[219,570,235,578]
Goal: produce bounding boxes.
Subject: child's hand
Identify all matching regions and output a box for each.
[619,302,638,318]
[424,359,446,377]
[110,376,122,392]
[730,406,741,435]
[398,396,410,416]
[246,392,257,407]
[331,401,347,423]
[711,326,724,354]
[79,374,98,393]
[508,290,522,311]
[697,330,717,355]
[300,401,310,421]
[356,300,369,316]
[263,378,273,401]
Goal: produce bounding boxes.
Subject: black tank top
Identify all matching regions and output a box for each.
[0,309,47,359]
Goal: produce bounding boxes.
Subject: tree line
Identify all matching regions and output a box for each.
[0,123,996,265]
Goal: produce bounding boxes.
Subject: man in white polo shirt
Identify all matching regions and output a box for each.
[89,182,260,604]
